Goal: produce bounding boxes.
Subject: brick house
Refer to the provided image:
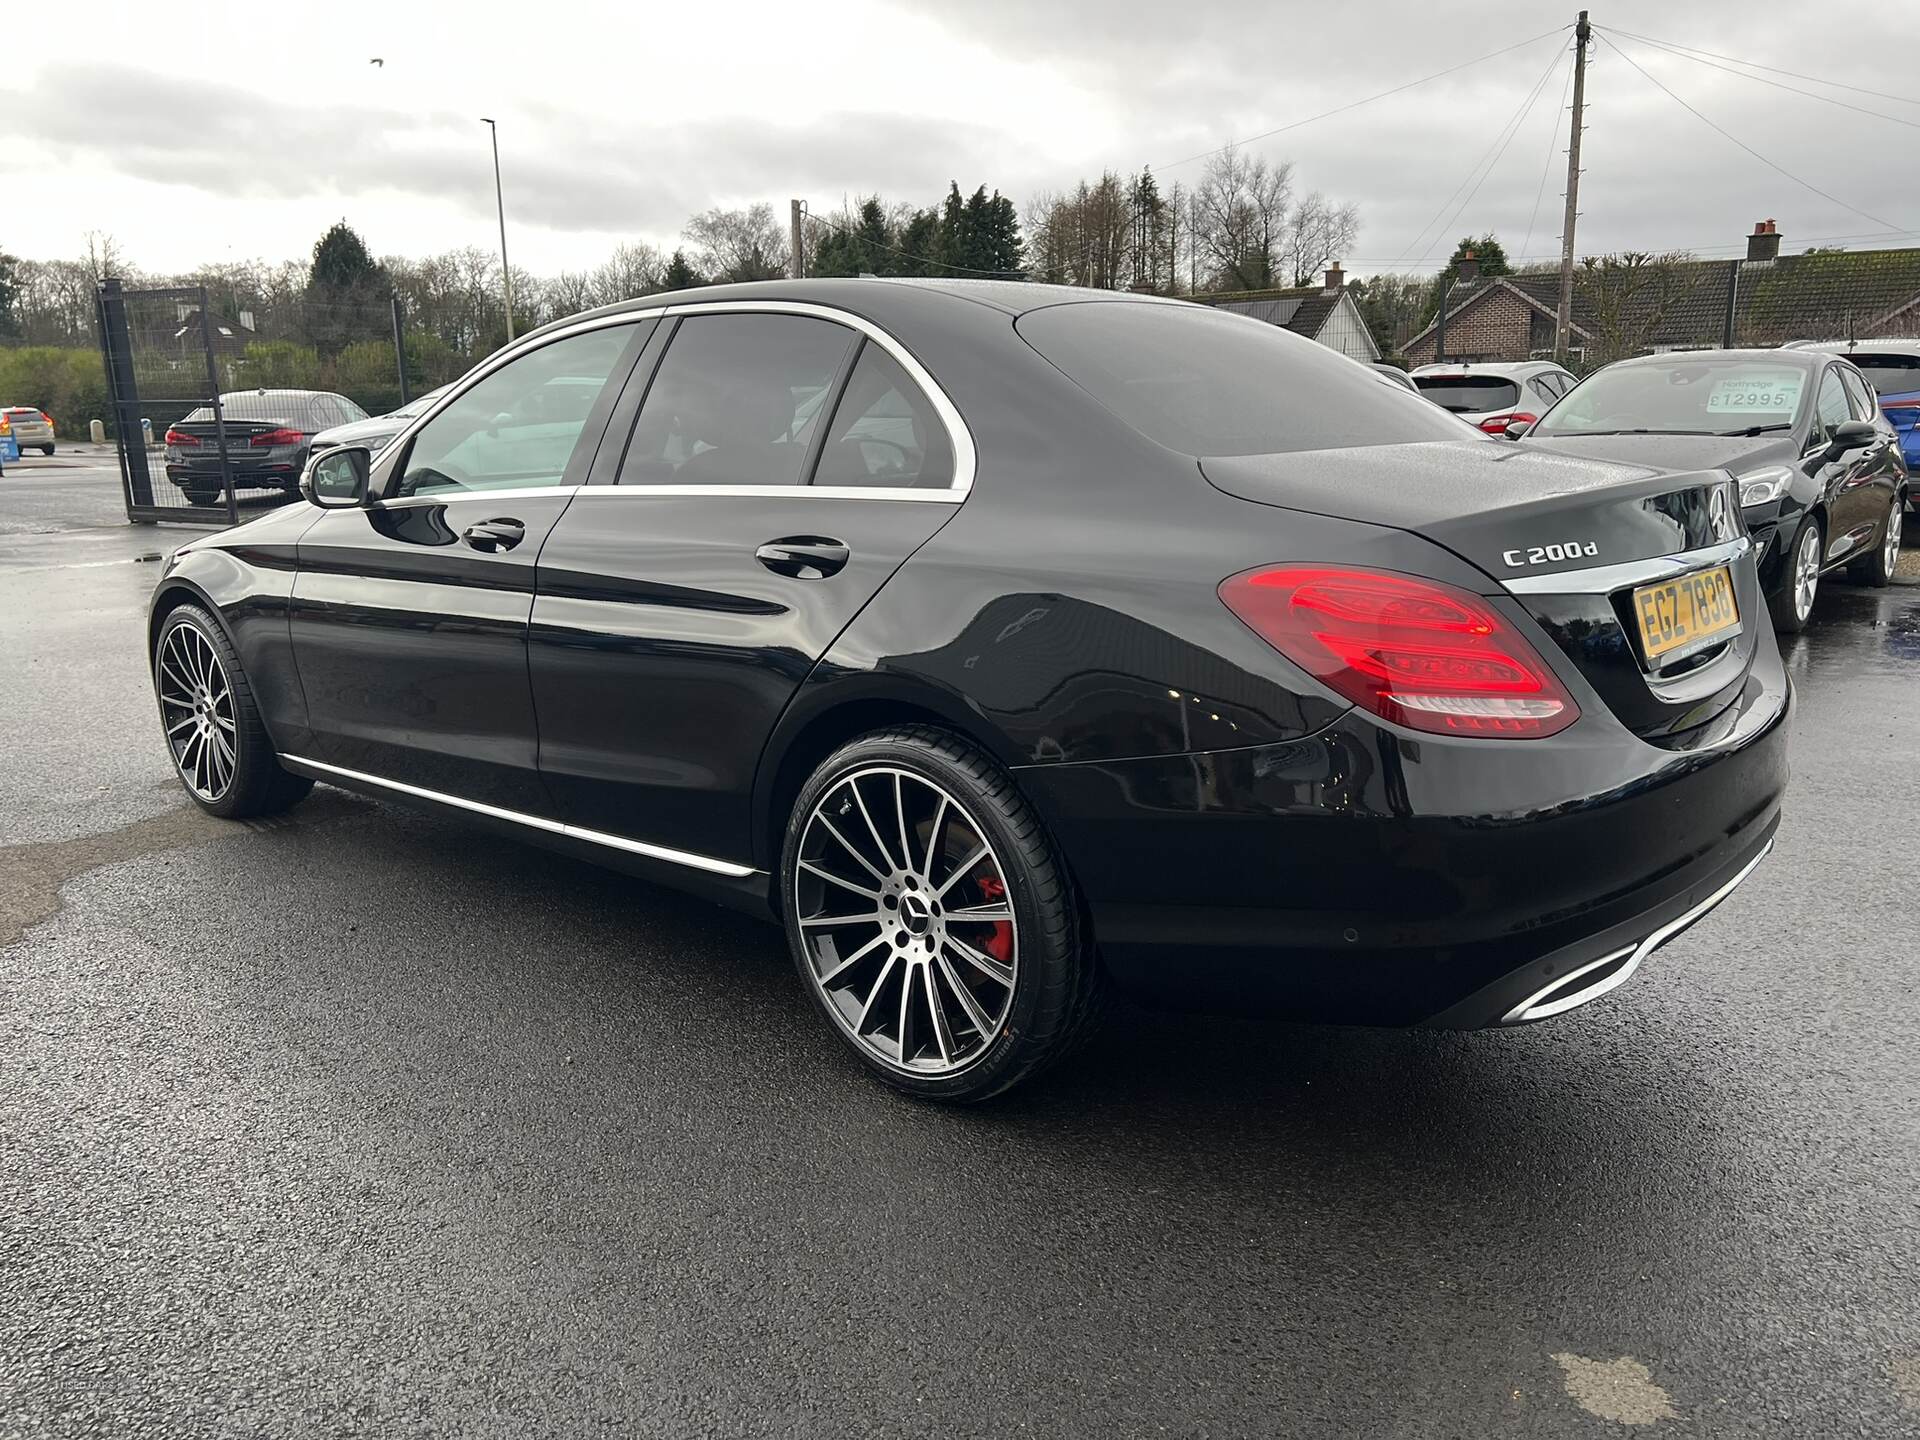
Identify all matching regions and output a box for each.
[1202,266,1382,361]
[1400,221,1920,368]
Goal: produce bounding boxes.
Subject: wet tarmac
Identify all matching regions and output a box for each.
[3,453,1917,1437]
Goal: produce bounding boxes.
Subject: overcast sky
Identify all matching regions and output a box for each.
[10,0,1919,280]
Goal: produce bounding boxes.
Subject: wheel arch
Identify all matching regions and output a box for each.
[752,678,1024,880]
[147,577,232,669]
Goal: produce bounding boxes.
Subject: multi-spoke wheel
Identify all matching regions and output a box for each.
[1848,495,1903,589]
[1769,517,1823,634]
[782,726,1102,1101]
[152,602,313,818]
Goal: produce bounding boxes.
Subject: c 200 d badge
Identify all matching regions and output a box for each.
[1503,541,1600,567]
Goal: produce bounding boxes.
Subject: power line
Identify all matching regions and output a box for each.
[1154,26,1570,172]
[1603,25,1920,111]
[1519,49,1577,264]
[1604,25,1920,132]
[1597,32,1901,234]
[1392,37,1569,270]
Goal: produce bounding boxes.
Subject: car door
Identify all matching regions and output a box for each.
[1839,363,1902,533]
[287,319,653,815]
[1809,364,1880,563]
[529,306,968,869]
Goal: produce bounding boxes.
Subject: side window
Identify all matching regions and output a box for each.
[1814,368,1851,441]
[618,314,857,487]
[1839,367,1876,421]
[811,343,955,489]
[397,326,635,497]
[1529,377,1559,407]
[337,395,370,422]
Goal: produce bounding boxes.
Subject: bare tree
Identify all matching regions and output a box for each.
[1284,193,1361,286]
[1574,252,1704,365]
[684,204,789,284]
[1194,144,1292,292]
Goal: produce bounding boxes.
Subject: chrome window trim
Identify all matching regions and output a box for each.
[1502,837,1773,1024]
[364,299,976,506]
[1501,535,1751,594]
[368,485,580,510]
[280,754,758,879]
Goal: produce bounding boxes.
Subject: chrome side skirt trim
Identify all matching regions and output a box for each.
[1502,535,1751,594]
[1501,836,1774,1024]
[280,754,758,879]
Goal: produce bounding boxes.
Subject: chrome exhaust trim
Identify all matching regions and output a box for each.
[1502,837,1774,1025]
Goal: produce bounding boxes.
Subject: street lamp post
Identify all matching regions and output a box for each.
[479,117,515,342]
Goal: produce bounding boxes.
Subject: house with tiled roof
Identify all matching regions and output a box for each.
[1201,266,1381,361]
[1401,221,1920,369]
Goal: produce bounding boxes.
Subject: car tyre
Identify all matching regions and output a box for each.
[40,444,55,456]
[781,725,1104,1103]
[1768,516,1824,633]
[1846,496,1902,588]
[153,603,313,819]
[181,488,222,508]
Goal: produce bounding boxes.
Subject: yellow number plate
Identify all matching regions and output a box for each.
[1632,565,1740,664]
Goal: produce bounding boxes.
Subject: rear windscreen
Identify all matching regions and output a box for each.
[1846,355,1920,396]
[1017,302,1469,457]
[1412,376,1521,413]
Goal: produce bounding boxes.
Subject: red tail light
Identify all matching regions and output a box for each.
[1218,565,1579,738]
[39,412,53,427]
[1478,411,1537,434]
[250,427,305,447]
[164,428,199,447]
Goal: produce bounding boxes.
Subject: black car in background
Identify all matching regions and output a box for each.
[146,281,1787,1100]
[1524,349,1907,632]
[163,389,368,506]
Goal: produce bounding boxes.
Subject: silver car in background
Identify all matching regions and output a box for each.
[310,383,455,457]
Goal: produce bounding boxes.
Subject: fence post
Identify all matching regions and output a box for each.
[97,277,157,515]
[195,286,239,527]
[391,293,410,407]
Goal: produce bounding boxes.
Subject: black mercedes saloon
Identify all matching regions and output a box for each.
[147,280,1790,1101]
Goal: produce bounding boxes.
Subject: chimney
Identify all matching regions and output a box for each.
[1322,263,1345,295]
[1455,250,1480,285]
[1747,219,1781,264]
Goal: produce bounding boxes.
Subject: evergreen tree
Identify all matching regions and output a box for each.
[303,221,387,356]
[1445,233,1510,278]
[897,210,941,277]
[662,249,702,291]
[0,246,19,338]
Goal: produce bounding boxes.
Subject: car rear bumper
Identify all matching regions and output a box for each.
[1015,645,1790,1028]
[165,461,302,489]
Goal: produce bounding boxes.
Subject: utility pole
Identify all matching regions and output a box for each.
[481,117,515,341]
[1553,10,1590,361]
[791,200,806,280]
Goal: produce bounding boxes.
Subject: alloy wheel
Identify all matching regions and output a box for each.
[1794,524,1821,623]
[794,766,1018,1075]
[1887,503,1904,573]
[156,623,237,801]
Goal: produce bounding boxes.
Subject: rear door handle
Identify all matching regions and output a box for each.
[462,518,527,552]
[755,536,850,579]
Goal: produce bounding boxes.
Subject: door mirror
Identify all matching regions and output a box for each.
[1502,419,1532,440]
[303,445,371,508]
[1826,418,1877,457]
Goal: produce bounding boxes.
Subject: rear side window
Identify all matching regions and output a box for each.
[1018,302,1467,457]
[619,314,857,486]
[811,343,954,489]
[1413,375,1522,413]
[1844,354,1920,396]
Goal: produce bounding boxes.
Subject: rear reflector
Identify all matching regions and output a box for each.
[1219,565,1578,738]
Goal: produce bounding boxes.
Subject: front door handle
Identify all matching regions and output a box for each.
[755,536,850,579]
[462,518,527,553]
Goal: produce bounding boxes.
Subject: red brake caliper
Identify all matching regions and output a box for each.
[976,874,1013,963]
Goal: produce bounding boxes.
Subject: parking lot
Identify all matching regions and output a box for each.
[3,450,1918,1436]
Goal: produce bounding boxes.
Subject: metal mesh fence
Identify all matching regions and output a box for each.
[99,280,477,524]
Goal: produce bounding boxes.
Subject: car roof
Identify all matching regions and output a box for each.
[1409,360,1568,379]
[1785,338,1920,357]
[511,276,1186,346]
[1602,347,1828,372]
